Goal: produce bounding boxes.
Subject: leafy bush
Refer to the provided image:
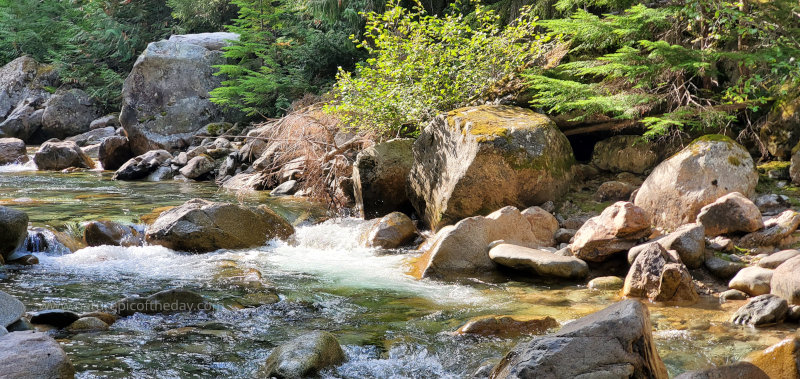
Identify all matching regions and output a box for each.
[325,1,545,137]
[525,0,800,138]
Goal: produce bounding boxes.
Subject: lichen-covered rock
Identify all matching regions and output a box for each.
[634,135,757,231]
[353,138,414,218]
[771,255,800,305]
[98,136,133,171]
[33,140,95,170]
[113,149,171,181]
[407,105,574,230]
[120,40,233,155]
[491,299,668,379]
[363,212,417,249]
[40,89,100,140]
[456,315,558,338]
[167,32,239,50]
[257,331,345,378]
[623,242,699,304]
[750,336,800,379]
[0,206,27,261]
[145,199,294,252]
[0,331,75,379]
[738,210,800,248]
[728,266,773,296]
[730,294,788,327]
[0,137,28,165]
[571,201,651,262]
[591,134,659,174]
[412,206,559,280]
[489,243,588,279]
[696,192,763,236]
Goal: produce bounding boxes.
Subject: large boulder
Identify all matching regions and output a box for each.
[167,32,239,50]
[83,220,143,247]
[412,206,559,280]
[407,105,574,230]
[623,242,699,304]
[40,89,100,140]
[353,138,414,218]
[0,331,75,378]
[489,243,589,279]
[33,140,95,170]
[750,336,800,379]
[591,134,659,174]
[771,255,800,305]
[113,149,171,181]
[0,206,29,260]
[0,137,28,165]
[696,192,763,236]
[491,299,668,379]
[0,57,58,141]
[570,201,651,262]
[98,136,133,171]
[119,40,233,155]
[634,135,757,231]
[257,331,346,378]
[65,126,114,147]
[145,199,294,252]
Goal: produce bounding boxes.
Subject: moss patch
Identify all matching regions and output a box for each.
[728,155,741,166]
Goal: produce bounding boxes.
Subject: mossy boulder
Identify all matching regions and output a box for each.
[591,134,659,174]
[634,135,757,231]
[33,140,95,171]
[353,138,414,218]
[258,331,346,378]
[407,105,574,230]
[760,88,800,159]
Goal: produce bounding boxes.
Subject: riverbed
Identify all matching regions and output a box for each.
[0,157,795,378]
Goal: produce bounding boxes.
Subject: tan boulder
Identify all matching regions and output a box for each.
[750,336,800,379]
[738,210,800,248]
[456,315,558,338]
[623,242,698,305]
[696,192,763,236]
[771,255,800,304]
[729,266,773,296]
[363,212,417,249]
[571,201,651,262]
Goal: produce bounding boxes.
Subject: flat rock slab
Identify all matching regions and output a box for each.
[489,243,588,279]
[0,290,24,328]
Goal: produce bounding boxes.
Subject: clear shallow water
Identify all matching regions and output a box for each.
[0,161,797,378]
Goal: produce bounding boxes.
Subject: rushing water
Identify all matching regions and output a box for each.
[0,157,796,378]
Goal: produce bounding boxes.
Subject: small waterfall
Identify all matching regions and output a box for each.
[24,231,49,253]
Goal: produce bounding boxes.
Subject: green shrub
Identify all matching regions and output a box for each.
[325,1,545,137]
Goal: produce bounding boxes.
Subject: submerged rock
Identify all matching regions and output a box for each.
[634,135,757,231]
[145,199,294,253]
[588,276,625,290]
[674,362,768,379]
[728,266,773,296]
[489,244,588,279]
[83,220,143,247]
[0,206,28,260]
[257,330,346,378]
[623,242,698,304]
[29,310,80,329]
[65,317,109,333]
[363,212,417,249]
[491,299,668,379]
[696,192,762,236]
[591,134,659,174]
[0,331,75,379]
[412,206,558,280]
[456,315,558,338]
[113,289,213,317]
[353,138,414,218]
[407,105,574,230]
[570,201,651,262]
[0,137,28,165]
[771,255,800,305]
[730,294,788,327]
[33,140,95,170]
